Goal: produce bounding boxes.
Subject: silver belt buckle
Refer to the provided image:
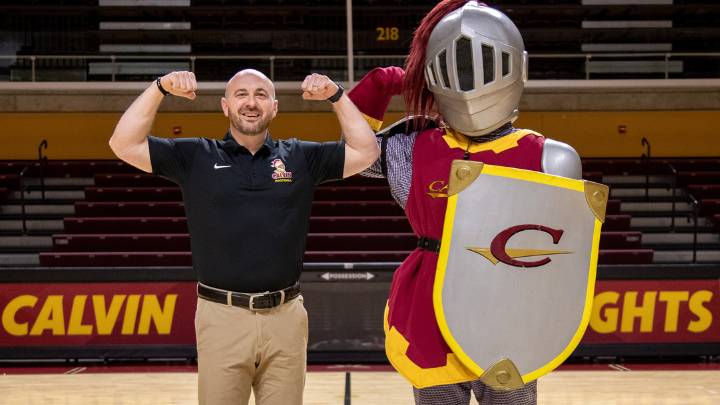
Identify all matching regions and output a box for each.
[248,293,264,311]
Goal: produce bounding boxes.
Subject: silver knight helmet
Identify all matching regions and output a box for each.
[425,2,528,136]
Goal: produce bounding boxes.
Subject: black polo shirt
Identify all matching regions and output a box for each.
[147,132,345,292]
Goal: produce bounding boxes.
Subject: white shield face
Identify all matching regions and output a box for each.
[434,161,607,389]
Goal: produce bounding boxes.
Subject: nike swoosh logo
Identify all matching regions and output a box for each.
[214,163,231,169]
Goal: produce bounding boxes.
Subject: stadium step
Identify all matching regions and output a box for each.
[21,177,94,187]
[652,250,720,264]
[0,253,40,266]
[630,216,714,231]
[0,204,75,216]
[603,175,675,186]
[641,232,720,245]
[0,236,53,252]
[8,190,85,200]
[0,236,53,248]
[620,202,693,213]
[0,220,64,233]
[610,187,686,199]
[641,232,720,251]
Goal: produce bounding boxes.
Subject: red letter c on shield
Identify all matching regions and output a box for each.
[489,224,564,268]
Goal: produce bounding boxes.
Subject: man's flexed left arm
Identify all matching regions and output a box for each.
[301,73,380,178]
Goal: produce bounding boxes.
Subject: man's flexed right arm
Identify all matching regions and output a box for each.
[109,71,197,173]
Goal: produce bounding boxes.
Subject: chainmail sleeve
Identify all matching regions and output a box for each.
[360,132,417,210]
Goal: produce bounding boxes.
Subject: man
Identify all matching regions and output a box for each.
[109,69,378,405]
[347,1,582,404]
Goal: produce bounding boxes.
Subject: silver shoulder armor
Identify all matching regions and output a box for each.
[541,139,582,180]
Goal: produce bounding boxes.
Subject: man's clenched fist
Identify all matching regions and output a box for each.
[159,71,197,100]
[301,73,339,101]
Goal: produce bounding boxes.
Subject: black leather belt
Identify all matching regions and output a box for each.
[417,236,441,253]
[197,282,300,310]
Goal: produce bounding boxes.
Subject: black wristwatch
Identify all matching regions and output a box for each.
[156,77,170,96]
[326,82,344,103]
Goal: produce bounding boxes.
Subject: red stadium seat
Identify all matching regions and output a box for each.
[40,249,656,267]
[700,199,720,216]
[0,162,27,175]
[313,186,393,201]
[74,201,406,217]
[303,251,409,262]
[63,217,189,234]
[331,176,388,187]
[44,160,139,177]
[582,158,720,175]
[74,202,186,217]
[94,173,175,187]
[603,215,632,231]
[10,159,690,269]
[687,185,720,199]
[63,216,415,234]
[52,234,191,252]
[39,252,192,267]
[1,160,138,177]
[677,171,720,185]
[305,233,417,251]
[39,251,409,267]
[311,201,405,216]
[0,174,20,188]
[606,199,621,214]
[599,231,642,249]
[583,171,603,183]
[84,187,182,202]
[309,216,412,233]
[51,233,419,252]
[661,158,720,171]
[581,159,671,175]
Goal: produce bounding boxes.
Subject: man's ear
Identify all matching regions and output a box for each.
[271,99,279,119]
[221,97,229,117]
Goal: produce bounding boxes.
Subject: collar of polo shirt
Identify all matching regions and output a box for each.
[221,132,275,155]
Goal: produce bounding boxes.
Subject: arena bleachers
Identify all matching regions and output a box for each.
[2,1,720,81]
[2,157,718,268]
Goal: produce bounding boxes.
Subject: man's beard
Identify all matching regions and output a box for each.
[229,109,272,136]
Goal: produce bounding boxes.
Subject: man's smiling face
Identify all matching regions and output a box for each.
[222,70,278,137]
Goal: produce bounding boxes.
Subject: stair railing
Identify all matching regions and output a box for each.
[687,193,699,264]
[18,165,29,235]
[640,137,651,202]
[38,139,48,201]
[666,162,678,230]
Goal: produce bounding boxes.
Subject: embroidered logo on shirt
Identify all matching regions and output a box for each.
[213,163,231,169]
[426,180,449,198]
[270,159,293,182]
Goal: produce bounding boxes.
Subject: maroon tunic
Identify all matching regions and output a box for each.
[384,127,545,388]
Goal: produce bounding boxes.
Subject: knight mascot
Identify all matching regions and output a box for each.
[348,1,608,404]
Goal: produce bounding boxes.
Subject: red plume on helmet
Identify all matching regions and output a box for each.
[403,0,486,128]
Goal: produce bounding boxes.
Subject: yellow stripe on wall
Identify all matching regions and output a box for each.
[0,111,718,159]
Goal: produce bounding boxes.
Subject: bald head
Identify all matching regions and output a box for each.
[225,69,275,99]
[221,68,279,138]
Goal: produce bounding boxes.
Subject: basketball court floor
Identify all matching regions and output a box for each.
[1,362,718,404]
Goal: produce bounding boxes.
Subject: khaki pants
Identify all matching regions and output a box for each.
[195,295,308,405]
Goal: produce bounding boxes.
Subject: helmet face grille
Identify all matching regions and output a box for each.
[456,36,474,91]
[502,51,510,77]
[482,44,495,85]
[439,49,451,88]
[427,62,438,86]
